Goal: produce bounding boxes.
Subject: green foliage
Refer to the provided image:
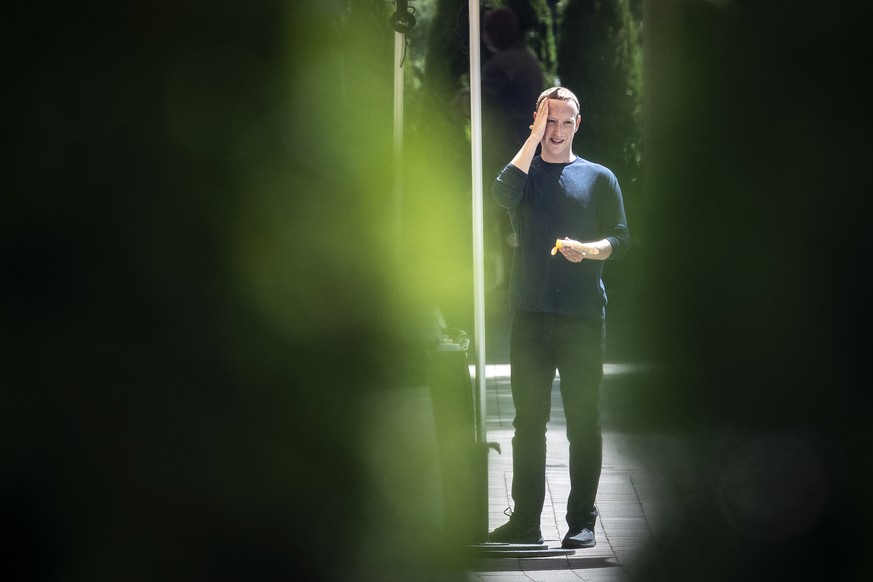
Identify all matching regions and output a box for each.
[556,0,643,182]
[422,0,471,101]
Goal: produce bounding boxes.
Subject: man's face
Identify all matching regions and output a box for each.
[539,99,580,163]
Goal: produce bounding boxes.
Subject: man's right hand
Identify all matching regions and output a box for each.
[510,98,550,174]
[529,97,549,144]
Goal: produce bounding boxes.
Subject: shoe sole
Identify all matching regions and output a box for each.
[561,540,596,549]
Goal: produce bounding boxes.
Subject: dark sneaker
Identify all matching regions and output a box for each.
[488,520,544,545]
[562,527,596,549]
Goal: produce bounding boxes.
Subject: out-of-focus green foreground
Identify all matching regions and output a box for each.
[6,1,873,581]
[2,2,477,581]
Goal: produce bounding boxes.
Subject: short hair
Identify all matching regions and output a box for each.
[535,86,581,116]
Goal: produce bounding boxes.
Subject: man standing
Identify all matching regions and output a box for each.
[488,87,630,549]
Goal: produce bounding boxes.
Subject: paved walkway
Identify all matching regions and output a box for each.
[466,364,673,581]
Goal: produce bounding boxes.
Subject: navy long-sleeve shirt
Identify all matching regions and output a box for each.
[492,157,631,321]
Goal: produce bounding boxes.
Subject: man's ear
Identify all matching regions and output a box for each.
[574,115,581,132]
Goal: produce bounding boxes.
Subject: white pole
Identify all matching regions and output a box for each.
[468,0,486,445]
[393,28,405,244]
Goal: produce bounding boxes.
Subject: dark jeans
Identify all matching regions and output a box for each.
[509,311,604,531]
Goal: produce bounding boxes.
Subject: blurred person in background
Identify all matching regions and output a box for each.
[477,6,545,291]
